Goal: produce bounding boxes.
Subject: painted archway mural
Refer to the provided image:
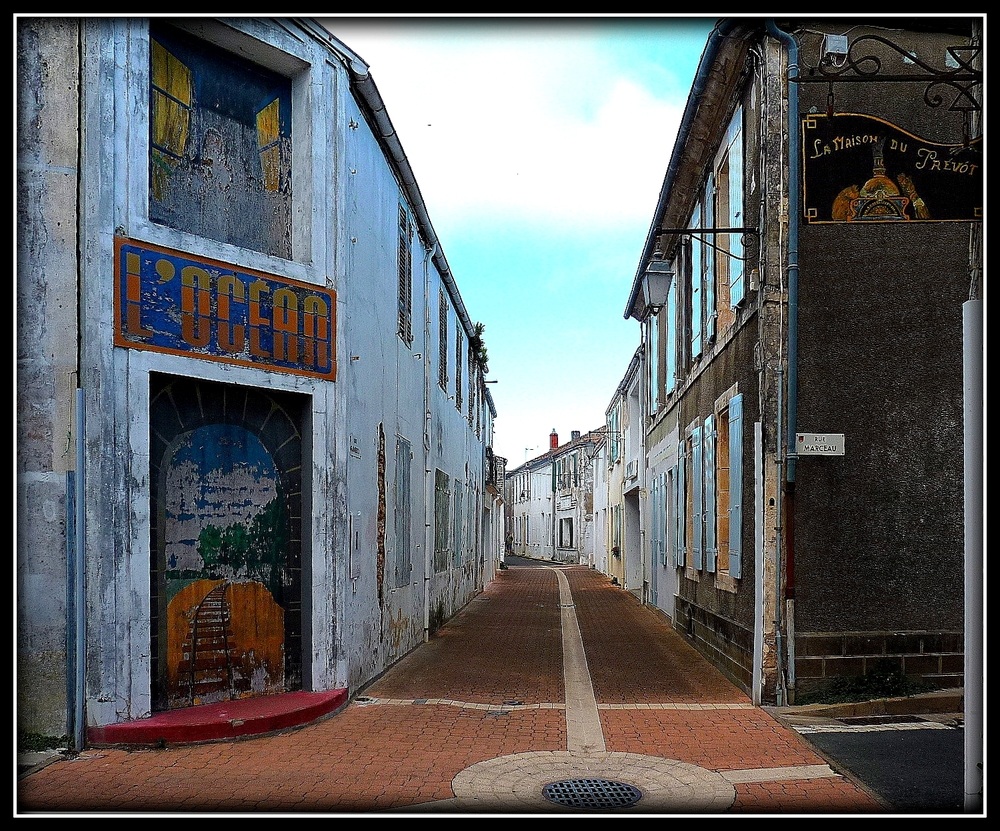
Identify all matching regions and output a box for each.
[149,374,306,710]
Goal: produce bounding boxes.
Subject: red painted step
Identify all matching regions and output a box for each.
[87,689,349,747]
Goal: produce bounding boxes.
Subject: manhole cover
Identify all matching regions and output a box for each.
[542,777,642,810]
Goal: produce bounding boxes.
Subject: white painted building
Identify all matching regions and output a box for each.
[506,429,602,565]
[17,17,501,744]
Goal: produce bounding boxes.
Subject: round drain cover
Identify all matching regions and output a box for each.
[542,777,642,810]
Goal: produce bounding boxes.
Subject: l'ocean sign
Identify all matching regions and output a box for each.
[114,237,337,380]
[795,433,845,456]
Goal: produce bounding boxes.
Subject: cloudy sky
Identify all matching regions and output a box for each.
[322,15,719,466]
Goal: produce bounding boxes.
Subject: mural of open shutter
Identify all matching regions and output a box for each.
[692,426,703,570]
[728,394,743,579]
[703,414,717,573]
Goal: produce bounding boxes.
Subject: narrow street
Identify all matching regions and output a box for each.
[20,565,897,815]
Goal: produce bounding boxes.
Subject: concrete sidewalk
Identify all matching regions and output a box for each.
[19,565,922,815]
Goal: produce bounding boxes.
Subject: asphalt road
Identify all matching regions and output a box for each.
[798,720,966,813]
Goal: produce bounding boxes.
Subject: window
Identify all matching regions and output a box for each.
[665,269,677,395]
[672,440,687,567]
[438,291,449,391]
[394,437,412,587]
[559,518,574,549]
[690,423,703,570]
[648,312,660,415]
[682,391,744,580]
[717,105,746,309]
[607,403,622,465]
[148,22,292,258]
[397,206,413,345]
[433,469,450,572]
[689,201,703,361]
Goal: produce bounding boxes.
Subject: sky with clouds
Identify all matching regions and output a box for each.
[322,15,720,466]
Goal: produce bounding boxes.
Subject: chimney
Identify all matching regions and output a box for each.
[549,428,559,449]
[571,430,581,441]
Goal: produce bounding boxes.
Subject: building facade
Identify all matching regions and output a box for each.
[623,18,981,705]
[506,429,603,564]
[17,17,501,744]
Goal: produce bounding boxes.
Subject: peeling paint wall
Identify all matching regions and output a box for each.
[16,17,81,739]
[17,16,497,739]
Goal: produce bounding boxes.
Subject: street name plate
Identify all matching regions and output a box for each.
[795,433,845,456]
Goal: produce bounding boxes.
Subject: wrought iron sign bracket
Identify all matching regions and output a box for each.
[653,227,759,262]
[794,34,982,143]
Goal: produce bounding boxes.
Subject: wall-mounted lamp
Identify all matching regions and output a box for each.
[640,260,673,321]
[413,353,422,359]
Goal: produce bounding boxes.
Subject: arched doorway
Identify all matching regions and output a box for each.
[149,374,307,711]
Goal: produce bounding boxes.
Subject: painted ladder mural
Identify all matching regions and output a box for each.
[150,375,305,710]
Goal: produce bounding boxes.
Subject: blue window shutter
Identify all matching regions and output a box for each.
[728,108,746,307]
[692,426,703,570]
[704,179,716,343]
[690,204,702,359]
[704,414,717,573]
[729,394,743,579]
[669,466,677,567]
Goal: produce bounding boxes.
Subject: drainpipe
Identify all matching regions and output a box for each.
[766,20,800,707]
[68,387,86,752]
[422,243,436,642]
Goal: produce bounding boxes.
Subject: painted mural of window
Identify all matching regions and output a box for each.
[455,328,464,412]
[148,23,293,259]
[433,469,451,572]
[717,104,745,308]
[394,436,412,587]
[438,290,449,391]
[150,36,193,201]
[398,205,413,346]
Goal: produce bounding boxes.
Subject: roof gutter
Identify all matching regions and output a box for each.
[624,18,742,321]
[299,19,475,336]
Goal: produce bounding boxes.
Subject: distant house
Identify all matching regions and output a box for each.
[506,429,603,564]
[17,17,501,744]
[621,18,981,704]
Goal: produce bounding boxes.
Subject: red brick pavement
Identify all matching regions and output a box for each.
[17,565,886,815]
